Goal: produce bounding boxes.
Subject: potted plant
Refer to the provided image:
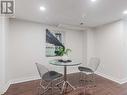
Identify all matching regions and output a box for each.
[55,47,71,61]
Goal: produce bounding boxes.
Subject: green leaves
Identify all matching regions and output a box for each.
[55,47,71,56]
[64,48,71,56]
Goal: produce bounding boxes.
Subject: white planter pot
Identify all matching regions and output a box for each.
[61,55,69,61]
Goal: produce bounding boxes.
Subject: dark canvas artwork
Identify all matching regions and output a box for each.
[46,29,65,57]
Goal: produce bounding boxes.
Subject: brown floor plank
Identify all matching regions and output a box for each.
[4,73,127,95]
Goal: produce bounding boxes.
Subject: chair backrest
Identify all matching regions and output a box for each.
[88,57,100,72]
[35,63,49,78]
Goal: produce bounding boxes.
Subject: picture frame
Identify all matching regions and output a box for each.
[46,29,65,57]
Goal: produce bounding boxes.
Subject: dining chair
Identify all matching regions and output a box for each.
[78,57,100,87]
[35,63,63,95]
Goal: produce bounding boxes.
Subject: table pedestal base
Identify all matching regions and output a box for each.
[56,80,75,94]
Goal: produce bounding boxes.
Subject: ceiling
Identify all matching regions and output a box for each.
[15,0,127,27]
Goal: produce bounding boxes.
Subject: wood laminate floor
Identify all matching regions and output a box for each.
[4,73,127,95]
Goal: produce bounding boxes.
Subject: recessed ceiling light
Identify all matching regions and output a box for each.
[40,6,46,11]
[91,0,96,2]
[123,10,127,14]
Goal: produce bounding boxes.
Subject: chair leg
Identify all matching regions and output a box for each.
[79,72,96,88]
[80,72,84,81]
[85,73,94,88]
[56,80,64,91]
[38,80,53,95]
[92,73,96,87]
[88,72,96,88]
[84,74,87,86]
[37,80,45,95]
[51,82,53,95]
[79,72,84,86]
[37,86,41,95]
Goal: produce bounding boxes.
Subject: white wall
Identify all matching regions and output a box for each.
[86,29,95,64]
[3,16,127,94]
[7,18,127,90]
[7,19,85,82]
[82,31,87,65]
[4,18,127,92]
[122,20,127,82]
[0,17,9,93]
[8,19,127,85]
[0,17,5,93]
[94,21,125,83]
[82,20,127,84]
[65,29,85,73]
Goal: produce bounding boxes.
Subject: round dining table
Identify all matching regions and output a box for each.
[49,59,81,94]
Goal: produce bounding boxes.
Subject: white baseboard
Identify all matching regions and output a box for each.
[119,77,127,84]
[95,71,127,84]
[9,76,40,84]
[0,81,11,95]
[95,72,120,83]
[0,76,40,94]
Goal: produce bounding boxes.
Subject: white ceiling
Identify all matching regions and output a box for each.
[15,0,127,27]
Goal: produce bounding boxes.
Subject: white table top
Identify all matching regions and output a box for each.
[49,59,82,66]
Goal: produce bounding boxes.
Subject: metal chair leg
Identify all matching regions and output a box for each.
[79,72,85,86]
[51,82,53,95]
[92,73,96,87]
[38,80,54,95]
[84,73,87,86]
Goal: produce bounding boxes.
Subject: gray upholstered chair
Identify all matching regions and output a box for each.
[35,63,63,95]
[78,57,100,87]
